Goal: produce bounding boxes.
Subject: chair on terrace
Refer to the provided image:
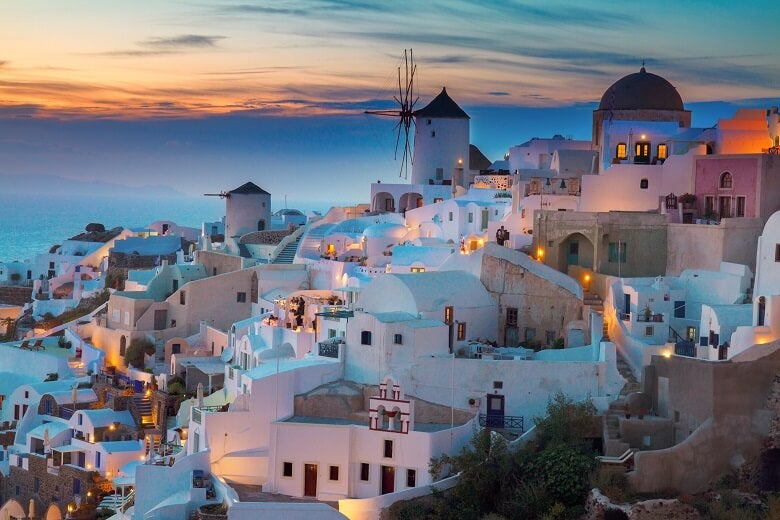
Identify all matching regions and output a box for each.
[32,339,44,350]
[18,340,30,349]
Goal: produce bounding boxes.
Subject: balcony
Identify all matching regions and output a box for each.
[192,406,227,424]
[478,414,524,431]
[637,314,664,323]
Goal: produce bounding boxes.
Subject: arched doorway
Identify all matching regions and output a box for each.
[45,504,63,520]
[372,192,395,213]
[398,192,423,213]
[559,233,594,271]
[120,336,127,357]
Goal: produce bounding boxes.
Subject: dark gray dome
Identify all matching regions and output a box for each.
[598,67,684,111]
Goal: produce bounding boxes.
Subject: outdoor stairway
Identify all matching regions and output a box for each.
[297,223,335,261]
[584,291,609,341]
[602,351,641,456]
[272,233,303,264]
[145,434,162,455]
[133,394,154,427]
[68,358,86,377]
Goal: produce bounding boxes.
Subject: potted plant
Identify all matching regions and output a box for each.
[643,304,652,322]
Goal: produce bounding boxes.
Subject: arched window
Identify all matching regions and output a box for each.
[720,172,733,189]
[119,336,127,357]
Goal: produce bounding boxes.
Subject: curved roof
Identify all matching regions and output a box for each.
[598,67,684,111]
[414,87,469,119]
[362,222,407,238]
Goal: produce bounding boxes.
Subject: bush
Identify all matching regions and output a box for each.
[124,338,156,369]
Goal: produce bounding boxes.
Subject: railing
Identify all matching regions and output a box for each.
[192,405,227,424]
[58,407,74,420]
[478,414,524,432]
[318,341,340,358]
[157,441,183,457]
[674,341,696,358]
[637,314,664,323]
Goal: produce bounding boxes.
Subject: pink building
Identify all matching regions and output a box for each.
[693,154,780,222]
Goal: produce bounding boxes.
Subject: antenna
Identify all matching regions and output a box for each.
[365,49,419,178]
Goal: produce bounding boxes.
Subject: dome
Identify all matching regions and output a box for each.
[362,223,407,239]
[598,67,684,111]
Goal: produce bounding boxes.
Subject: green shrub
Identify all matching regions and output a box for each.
[124,338,156,369]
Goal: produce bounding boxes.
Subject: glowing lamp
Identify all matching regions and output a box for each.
[640,134,646,140]
[584,274,591,282]
[457,158,463,165]
[536,247,545,259]
[662,350,672,358]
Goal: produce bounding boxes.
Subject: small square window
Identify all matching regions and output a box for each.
[431,131,436,137]
[329,465,339,481]
[384,439,393,458]
[170,319,177,328]
[361,331,372,345]
[493,381,503,390]
[282,462,293,477]
[640,178,649,189]
[407,469,417,487]
[360,463,370,481]
[237,292,246,303]
[394,334,403,345]
[645,326,654,336]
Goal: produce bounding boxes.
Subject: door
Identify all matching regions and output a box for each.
[78,452,86,468]
[624,294,631,315]
[381,465,395,495]
[505,327,519,347]
[486,394,505,428]
[719,196,731,218]
[153,310,167,330]
[567,241,579,266]
[304,463,318,497]
[481,209,489,231]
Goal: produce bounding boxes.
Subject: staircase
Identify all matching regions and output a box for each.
[297,223,335,261]
[602,352,641,456]
[133,394,154,428]
[584,291,609,341]
[68,358,86,377]
[272,233,303,264]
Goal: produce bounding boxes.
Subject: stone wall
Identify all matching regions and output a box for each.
[0,286,32,306]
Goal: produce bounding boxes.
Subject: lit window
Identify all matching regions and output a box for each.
[720,172,733,189]
[444,306,453,324]
[457,322,466,341]
[616,143,627,159]
[657,143,668,159]
[410,267,425,273]
[282,462,293,477]
[635,141,650,159]
[329,466,339,481]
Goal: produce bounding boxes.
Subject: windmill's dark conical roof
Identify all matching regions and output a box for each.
[229,182,270,195]
[414,87,469,119]
[598,67,684,111]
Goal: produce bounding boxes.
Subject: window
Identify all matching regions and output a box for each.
[720,171,733,189]
[616,143,627,159]
[213,267,217,276]
[384,440,393,458]
[329,465,339,481]
[639,178,649,189]
[180,291,186,305]
[776,244,780,262]
[49,261,55,269]
[172,343,181,355]
[430,131,436,137]
[444,306,453,324]
[361,331,372,345]
[360,463,370,481]
[282,462,293,477]
[436,168,444,180]
[657,143,668,160]
[635,141,650,162]
[434,198,443,203]
[73,479,80,495]
[524,328,535,341]
[493,380,503,390]
[674,301,686,319]
[236,292,246,303]
[119,336,127,357]
[410,267,425,273]
[34,477,39,492]
[170,319,177,328]
[506,307,518,327]
[328,328,337,339]
[394,334,403,345]
[521,208,526,218]
[96,452,101,468]
[468,212,473,223]
[645,326,653,336]
[608,241,627,263]
[457,322,466,341]
[736,196,745,217]
[448,212,453,222]
[546,330,556,345]
[407,469,417,487]
[704,196,714,216]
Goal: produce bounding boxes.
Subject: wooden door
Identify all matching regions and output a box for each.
[486,394,505,428]
[304,463,318,497]
[381,465,395,495]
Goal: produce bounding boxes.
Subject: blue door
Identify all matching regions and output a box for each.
[567,241,579,266]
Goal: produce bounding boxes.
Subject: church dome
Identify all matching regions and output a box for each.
[598,67,684,111]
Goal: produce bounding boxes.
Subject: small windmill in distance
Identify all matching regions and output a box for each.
[365,49,419,178]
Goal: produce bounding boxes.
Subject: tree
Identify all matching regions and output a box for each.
[124,338,156,369]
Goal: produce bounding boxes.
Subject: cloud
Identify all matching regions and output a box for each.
[487,91,510,97]
[140,34,225,49]
[218,0,387,16]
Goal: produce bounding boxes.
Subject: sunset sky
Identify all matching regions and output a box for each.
[1,0,778,204]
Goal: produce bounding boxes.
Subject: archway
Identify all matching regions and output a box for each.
[559,232,594,271]
[398,192,423,213]
[45,503,63,520]
[372,192,395,213]
[0,499,26,519]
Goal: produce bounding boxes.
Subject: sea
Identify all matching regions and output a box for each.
[0,192,337,263]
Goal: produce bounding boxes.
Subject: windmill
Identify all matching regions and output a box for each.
[203,191,230,199]
[365,49,419,178]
